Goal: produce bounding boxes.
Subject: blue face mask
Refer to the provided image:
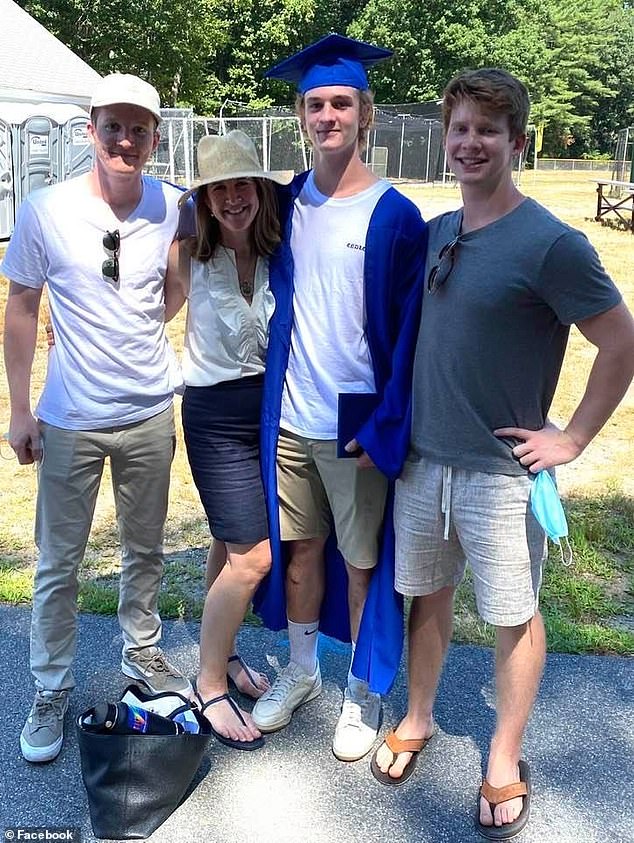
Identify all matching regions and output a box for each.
[530,470,573,566]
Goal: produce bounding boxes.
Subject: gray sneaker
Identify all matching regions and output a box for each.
[252,661,322,732]
[121,646,192,696]
[21,690,69,763]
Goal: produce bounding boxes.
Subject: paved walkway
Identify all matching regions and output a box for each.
[0,605,631,843]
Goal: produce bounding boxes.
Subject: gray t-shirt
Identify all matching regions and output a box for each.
[411,197,622,475]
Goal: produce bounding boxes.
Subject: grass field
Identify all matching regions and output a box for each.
[1,169,633,655]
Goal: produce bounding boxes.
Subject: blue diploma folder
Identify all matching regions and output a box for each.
[336,392,380,457]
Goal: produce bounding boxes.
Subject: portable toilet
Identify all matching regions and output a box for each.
[62,115,91,179]
[0,116,13,239]
[0,101,93,239]
[14,114,60,206]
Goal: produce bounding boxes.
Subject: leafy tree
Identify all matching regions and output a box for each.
[209,0,368,111]
[351,0,625,156]
[587,3,634,155]
[527,0,617,156]
[15,0,634,155]
[17,0,227,109]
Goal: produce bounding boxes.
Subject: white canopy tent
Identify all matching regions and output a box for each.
[0,0,101,108]
[0,0,102,236]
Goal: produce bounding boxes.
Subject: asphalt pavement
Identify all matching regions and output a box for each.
[0,604,632,843]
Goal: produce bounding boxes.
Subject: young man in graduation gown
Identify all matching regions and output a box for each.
[252,34,428,761]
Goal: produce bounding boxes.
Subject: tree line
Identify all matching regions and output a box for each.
[18,0,634,157]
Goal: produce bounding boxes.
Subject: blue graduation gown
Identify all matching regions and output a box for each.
[253,172,428,694]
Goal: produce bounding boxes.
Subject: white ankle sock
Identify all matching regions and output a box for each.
[288,618,319,675]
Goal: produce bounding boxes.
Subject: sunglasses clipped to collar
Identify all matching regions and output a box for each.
[427,235,462,294]
[102,229,120,284]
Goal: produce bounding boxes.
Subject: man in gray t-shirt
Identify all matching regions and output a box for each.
[412,198,622,474]
[370,68,634,839]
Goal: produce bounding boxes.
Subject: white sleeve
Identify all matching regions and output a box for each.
[0,197,48,289]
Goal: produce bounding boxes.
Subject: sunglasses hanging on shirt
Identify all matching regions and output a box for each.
[427,235,462,294]
[102,229,120,284]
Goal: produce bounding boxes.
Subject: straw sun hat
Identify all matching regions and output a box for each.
[178,130,293,206]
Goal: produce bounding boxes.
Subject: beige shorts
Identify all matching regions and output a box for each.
[276,428,388,569]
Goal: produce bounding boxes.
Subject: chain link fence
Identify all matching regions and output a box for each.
[147,103,448,185]
[610,127,634,196]
[364,109,446,181]
[145,106,619,188]
[146,107,307,185]
[534,158,615,172]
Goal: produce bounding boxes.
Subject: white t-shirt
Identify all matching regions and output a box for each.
[280,173,390,439]
[182,247,274,386]
[1,174,180,429]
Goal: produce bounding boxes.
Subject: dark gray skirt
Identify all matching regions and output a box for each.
[181,374,268,544]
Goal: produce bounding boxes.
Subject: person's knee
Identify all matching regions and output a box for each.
[493,610,545,645]
[246,546,272,583]
[228,543,272,587]
[288,537,326,569]
[346,563,373,597]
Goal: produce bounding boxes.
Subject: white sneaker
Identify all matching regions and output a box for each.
[332,685,382,761]
[252,661,322,732]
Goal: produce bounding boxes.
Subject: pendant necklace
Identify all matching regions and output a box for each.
[236,251,256,300]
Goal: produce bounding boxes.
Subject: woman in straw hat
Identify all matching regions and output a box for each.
[165,131,292,749]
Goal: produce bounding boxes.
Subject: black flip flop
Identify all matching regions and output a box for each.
[193,684,264,751]
[475,759,531,840]
[227,654,269,699]
[370,729,433,786]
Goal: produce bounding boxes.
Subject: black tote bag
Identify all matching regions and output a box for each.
[77,708,211,840]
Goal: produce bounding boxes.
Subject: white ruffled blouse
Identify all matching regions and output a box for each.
[181,246,274,387]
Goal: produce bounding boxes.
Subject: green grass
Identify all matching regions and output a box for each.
[0,562,34,603]
[1,173,633,655]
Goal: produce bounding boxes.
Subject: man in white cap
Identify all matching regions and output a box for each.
[253,35,427,762]
[2,73,190,763]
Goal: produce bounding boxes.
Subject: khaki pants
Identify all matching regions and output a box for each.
[31,406,175,691]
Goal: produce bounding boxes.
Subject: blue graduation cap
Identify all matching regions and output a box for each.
[265,33,393,95]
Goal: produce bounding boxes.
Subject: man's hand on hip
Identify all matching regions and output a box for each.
[494,422,583,472]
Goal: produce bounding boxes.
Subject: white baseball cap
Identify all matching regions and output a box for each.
[90,73,162,123]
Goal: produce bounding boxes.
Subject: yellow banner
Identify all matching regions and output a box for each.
[535,123,544,154]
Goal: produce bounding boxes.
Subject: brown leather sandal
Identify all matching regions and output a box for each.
[370,728,434,786]
[476,759,531,840]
